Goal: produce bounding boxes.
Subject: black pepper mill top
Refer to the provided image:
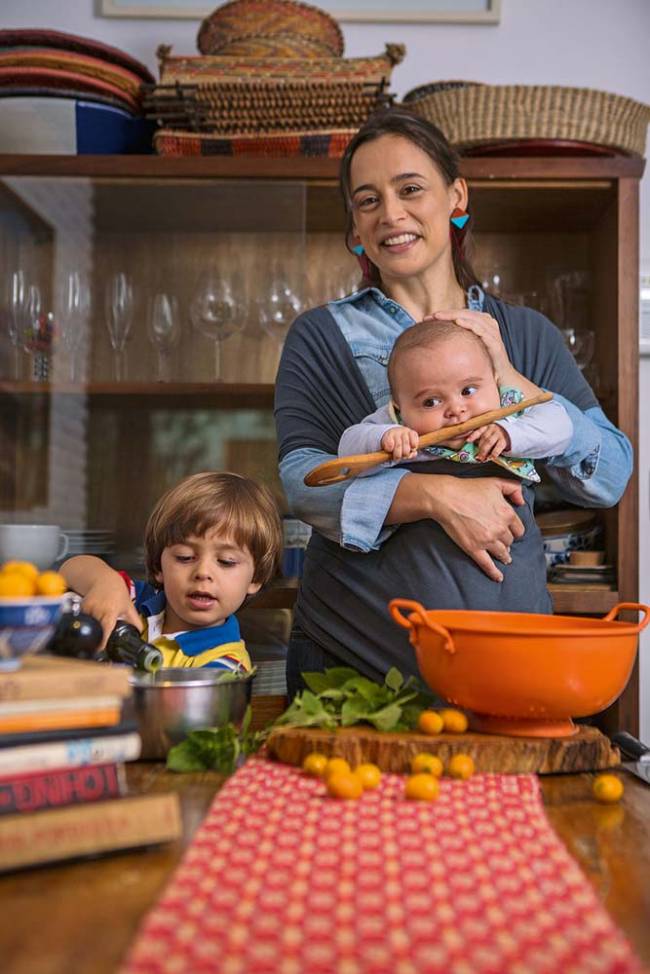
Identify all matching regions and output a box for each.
[105,622,163,672]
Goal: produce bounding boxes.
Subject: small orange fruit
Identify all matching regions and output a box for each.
[439,708,468,734]
[35,571,67,596]
[1,561,39,581]
[592,774,624,804]
[410,752,444,777]
[405,773,440,801]
[417,710,444,736]
[326,771,363,800]
[355,763,382,790]
[325,757,351,780]
[447,753,475,780]
[302,752,329,777]
[0,572,36,598]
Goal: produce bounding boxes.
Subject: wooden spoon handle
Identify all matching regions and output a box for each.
[304,391,553,487]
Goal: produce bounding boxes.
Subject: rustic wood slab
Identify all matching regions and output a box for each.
[266,724,621,775]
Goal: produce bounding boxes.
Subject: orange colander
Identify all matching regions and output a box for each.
[390,600,649,738]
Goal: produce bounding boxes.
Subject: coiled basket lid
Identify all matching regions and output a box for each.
[197,0,345,59]
[403,83,650,157]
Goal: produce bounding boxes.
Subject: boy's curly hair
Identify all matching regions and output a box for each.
[144,471,282,588]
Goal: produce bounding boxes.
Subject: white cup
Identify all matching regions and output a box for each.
[0,524,69,571]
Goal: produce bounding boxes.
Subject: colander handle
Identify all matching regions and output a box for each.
[388,599,456,654]
[603,602,650,632]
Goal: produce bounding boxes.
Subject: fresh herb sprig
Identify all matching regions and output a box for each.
[273,666,433,733]
[166,705,267,774]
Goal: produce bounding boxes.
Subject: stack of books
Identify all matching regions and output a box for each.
[0,656,181,872]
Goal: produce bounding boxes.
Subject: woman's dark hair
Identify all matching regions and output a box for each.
[340,107,478,292]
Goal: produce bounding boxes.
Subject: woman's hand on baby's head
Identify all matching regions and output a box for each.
[381,426,419,461]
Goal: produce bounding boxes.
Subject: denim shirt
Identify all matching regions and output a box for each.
[278,287,632,552]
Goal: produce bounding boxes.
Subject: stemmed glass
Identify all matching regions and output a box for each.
[18,283,54,382]
[256,262,302,346]
[148,292,180,382]
[59,271,90,382]
[189,269,244,381]
[6,270,27,379]
[104,273,134,381]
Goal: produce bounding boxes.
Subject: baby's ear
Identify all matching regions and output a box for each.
[154,569,164,586]
[247,580,262,596]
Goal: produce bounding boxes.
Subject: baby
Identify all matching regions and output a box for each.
[338,319,573,483]
[60,471,282,671]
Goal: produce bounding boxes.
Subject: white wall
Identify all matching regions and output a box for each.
[4,0,650,734]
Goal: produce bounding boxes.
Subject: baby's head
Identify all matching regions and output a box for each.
[144,472,282,630]
[387,320,501,439]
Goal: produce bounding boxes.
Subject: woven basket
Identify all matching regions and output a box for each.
[197,0,344,58]
[154,127,355,158]
[207,32,334,58]
[157,44,404,86]
[404,84,650,157]
[145,80,388,133]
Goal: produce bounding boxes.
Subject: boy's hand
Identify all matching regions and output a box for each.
[81,578,142,650]
[473,423,511,462]
[381,427,419,461]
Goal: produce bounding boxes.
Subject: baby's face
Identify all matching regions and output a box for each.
[392,338,501,447]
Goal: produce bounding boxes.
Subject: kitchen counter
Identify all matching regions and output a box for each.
[1,761,649,974]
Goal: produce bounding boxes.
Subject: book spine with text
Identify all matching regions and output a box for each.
[0,731,141,777]
[0,792,182,871]
[0,660,130,702]
[0,763,126,815]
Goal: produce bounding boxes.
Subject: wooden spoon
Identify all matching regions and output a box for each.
[304,391,553,487]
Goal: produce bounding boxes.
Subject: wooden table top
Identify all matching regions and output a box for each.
[1,762,649,974]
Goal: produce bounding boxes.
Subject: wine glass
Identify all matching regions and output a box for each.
[189,269,244,380]
[148,292,180,382]
[6,270,27,379]
[59,271,90,382]
[19,284,54,382]
[256,263,302,346]
[104,273,134,381]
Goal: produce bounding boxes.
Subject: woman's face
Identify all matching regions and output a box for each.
[349,134,466,285]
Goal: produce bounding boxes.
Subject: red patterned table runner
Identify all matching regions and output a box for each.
[123,758,644,974]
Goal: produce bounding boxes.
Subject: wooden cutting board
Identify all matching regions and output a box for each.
[266,724,621,774]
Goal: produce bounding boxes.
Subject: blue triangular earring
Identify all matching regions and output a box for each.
[352,244,365,255]
[450,208,469,230]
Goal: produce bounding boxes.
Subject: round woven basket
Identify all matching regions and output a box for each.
[404,84,650,157]
[197,0,344,58]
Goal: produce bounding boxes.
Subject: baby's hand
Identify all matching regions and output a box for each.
[381,426,419,461]
[82,579,142,650]
[473,423,511,462]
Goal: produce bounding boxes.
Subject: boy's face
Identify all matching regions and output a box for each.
[155,526,261,634]
[392,336,501,448]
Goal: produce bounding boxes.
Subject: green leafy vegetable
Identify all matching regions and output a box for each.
[166,704,267,774]
[274,666,433,733]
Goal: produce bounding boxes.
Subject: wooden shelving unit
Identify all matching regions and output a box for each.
[0,151,643,731]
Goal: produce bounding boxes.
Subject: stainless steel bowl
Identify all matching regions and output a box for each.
[129,668,253,760]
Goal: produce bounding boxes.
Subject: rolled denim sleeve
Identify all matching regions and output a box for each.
[543,394,633,507]
[279,447,409,551]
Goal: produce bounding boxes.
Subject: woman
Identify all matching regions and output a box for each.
[274,108,632,698]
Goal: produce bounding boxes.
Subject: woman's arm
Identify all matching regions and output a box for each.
[60,555,142,647]
[386,473,526,582]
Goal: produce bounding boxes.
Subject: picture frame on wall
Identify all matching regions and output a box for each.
[100,0,501,23]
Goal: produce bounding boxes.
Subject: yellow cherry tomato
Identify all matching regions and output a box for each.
[417,710,444,736]
[0,571,36,598]
[447,753,475,780]
[325,757,351,780]
[355,763,382,790]
[1,561,39,581]
[592,773,624,804]
[35,571,67,597]
[410,753,444,777]
[302,752,329,777]
[326,771,363,800]
[439,708,469,734]
[405,773,440,802]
